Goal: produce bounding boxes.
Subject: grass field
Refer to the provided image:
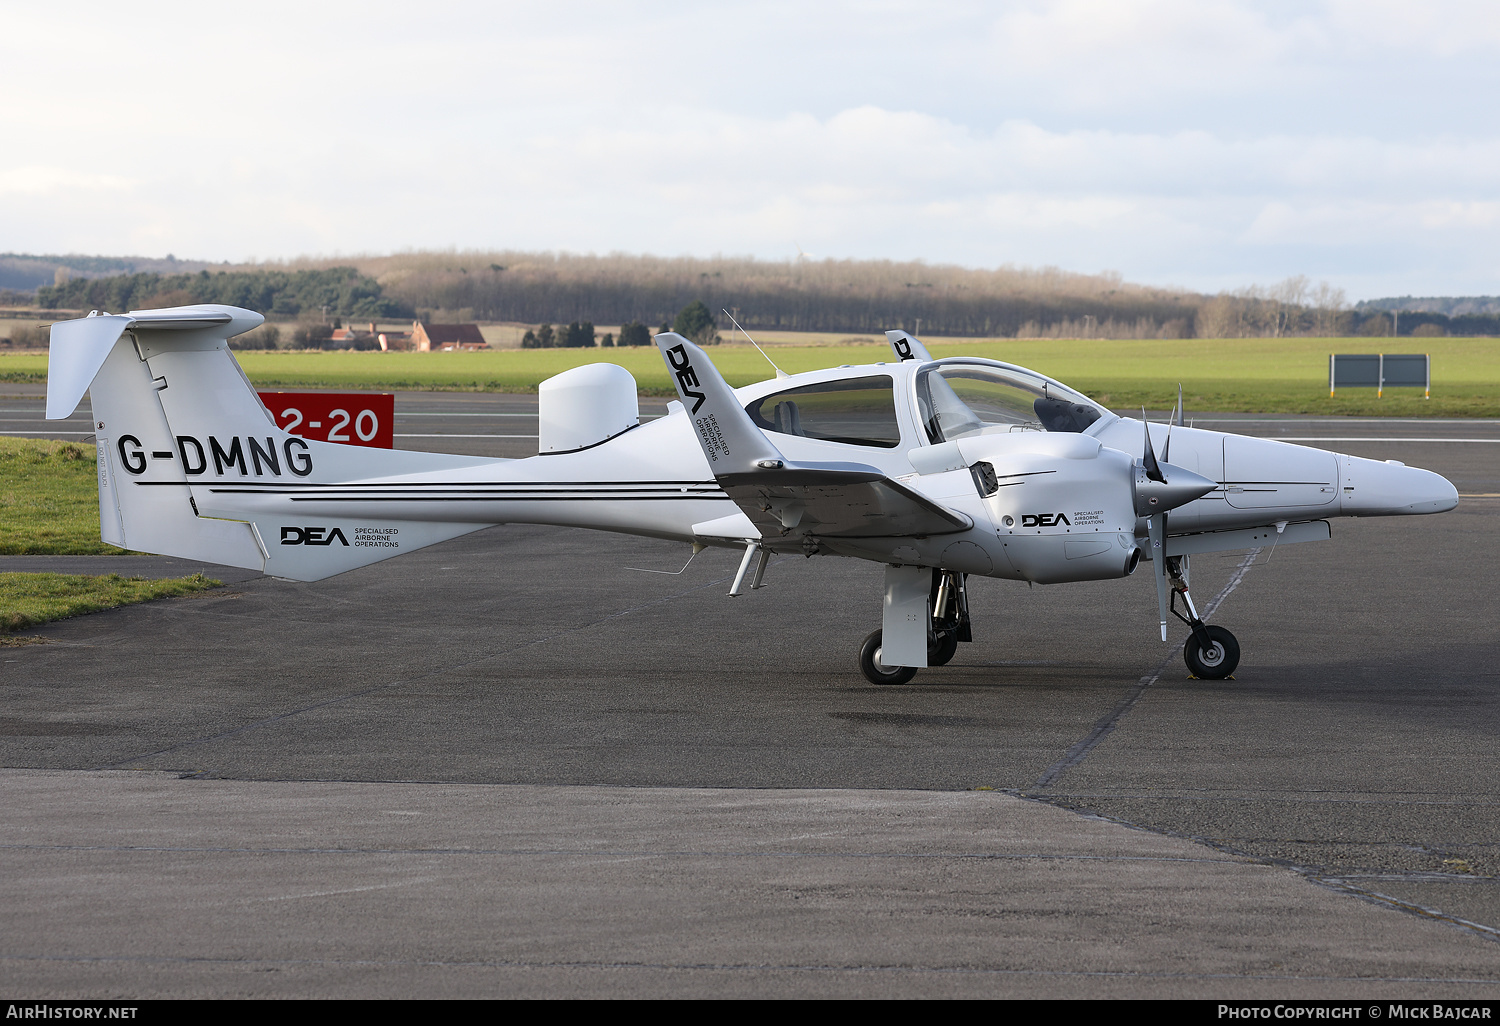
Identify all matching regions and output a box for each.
[0,438,223,629]
[0,572,221,634]
[4,335,1499,415]
[0,437,122,555]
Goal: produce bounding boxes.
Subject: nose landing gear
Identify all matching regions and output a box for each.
[1167,556,1240,679]
[1185,624,1240,678]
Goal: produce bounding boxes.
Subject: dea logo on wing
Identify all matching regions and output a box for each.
[281,527,349,547]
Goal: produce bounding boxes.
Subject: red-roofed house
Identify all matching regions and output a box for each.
[412,322,489,352]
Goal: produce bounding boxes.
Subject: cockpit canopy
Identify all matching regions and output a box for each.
[739,358,1112,451]
[916,359,1107,443]
[745,374,901,448]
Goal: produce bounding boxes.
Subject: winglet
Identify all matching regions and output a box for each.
[885,329,933,363]
[655,332,785,474]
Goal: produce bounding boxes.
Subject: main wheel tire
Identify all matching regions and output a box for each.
[859,629,918,685]
[1184,625,1240,679]
[929,628,959,666]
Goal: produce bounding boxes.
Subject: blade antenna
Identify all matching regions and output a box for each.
[1164,390,1178,464]
[724,309,788,379]
[1164,384,1184,462]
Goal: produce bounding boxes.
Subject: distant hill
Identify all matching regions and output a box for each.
[1357,296,1500,316]
[0,252,231,293]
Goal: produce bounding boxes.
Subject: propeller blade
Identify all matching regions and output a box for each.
[1174,384,1184,427]
[1141,409,1166,483]
[1149,514,1169,641]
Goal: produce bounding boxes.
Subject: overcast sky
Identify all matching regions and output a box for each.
[5,0,1499,298]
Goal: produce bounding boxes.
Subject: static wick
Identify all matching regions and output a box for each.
[626,542,706,575]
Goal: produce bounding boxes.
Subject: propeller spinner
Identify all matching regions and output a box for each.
[1133,414,1214,518]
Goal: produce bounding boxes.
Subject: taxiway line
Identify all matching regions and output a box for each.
[1032,548,1261,790]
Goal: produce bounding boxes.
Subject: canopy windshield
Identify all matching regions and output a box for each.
[915,360,1109,444]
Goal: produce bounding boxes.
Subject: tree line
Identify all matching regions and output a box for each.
[35,267,409,319]
[350,252,1197,338]
[22,248,1500,339]
[1196,279,1497,338]
[520,302,718,348]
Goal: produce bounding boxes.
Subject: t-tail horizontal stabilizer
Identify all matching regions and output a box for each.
[653,333,971,540]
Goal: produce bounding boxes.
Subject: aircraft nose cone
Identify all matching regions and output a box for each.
[1134,462,1217,516]
[1340,456,1459,516]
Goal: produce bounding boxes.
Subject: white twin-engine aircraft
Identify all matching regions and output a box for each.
[47,304,1457,684]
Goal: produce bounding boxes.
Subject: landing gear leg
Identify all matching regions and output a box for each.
[927,570,970,666]
[857,564,928,685]
[1168,555,1240,679]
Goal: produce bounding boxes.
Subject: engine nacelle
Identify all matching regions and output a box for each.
[955,435,1142,584]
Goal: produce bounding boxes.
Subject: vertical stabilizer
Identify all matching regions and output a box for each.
[885,330,933,363]
[88,332,265,569]
[653,332,786,474]
[53,304,503,580]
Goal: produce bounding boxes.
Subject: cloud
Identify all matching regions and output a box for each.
[2,1,1499,296]
[0,167,133,197]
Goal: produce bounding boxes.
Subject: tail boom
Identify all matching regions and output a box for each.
[53,306,738,580]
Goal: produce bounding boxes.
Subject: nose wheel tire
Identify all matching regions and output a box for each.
[1184,625,1240,679]
[859,630,918,685]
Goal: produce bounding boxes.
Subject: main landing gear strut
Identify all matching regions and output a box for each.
[1168,555,1240,679]
[858,569,971,685]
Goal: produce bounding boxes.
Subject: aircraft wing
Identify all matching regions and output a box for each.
[719,465,971,538]
[654,333,972,539]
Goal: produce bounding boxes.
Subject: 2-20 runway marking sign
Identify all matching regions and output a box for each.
[256,392,395,448]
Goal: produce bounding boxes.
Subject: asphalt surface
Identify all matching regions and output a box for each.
[3,385,1499,997]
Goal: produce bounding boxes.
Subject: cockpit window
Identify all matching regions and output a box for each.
[746,375,901,448]
[916,361,1105,443]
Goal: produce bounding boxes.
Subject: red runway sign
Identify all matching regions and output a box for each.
[257,392,395,448]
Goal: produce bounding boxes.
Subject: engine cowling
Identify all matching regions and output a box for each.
[953,434,1142,584]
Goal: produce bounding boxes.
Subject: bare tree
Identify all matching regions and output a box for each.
[1195,295,1239,338]
[1309,281,1348,336]
[1265,275,1310,337]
